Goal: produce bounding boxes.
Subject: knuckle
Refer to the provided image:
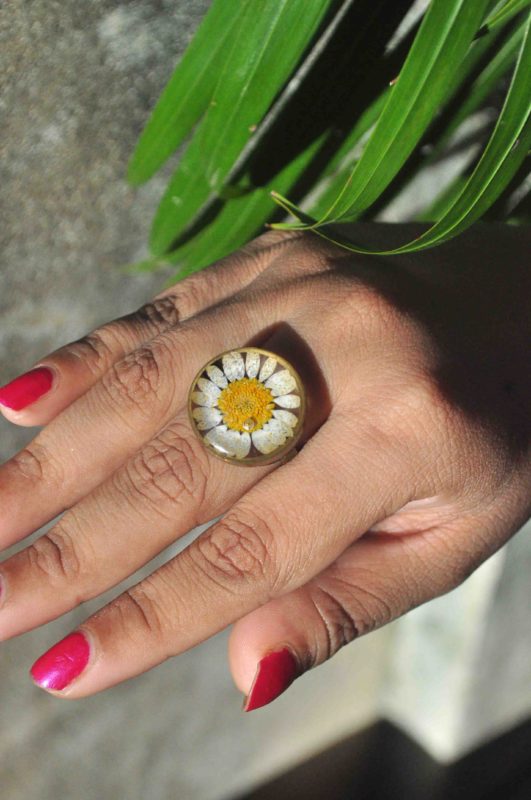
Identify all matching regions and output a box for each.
[63,329,119,374]
[166,281,207,319]
[10,442,63,487]
[118,581,173,640]
[219,230,308,285]
[61,296,181,378]
[312,569,397,649]
[194,511,275,590]
[347,581,395,635]
[134,296,180,330]
[27,523,82,584]
[122,423,208,515]
[308,582,360,665]
[401,371,452,421]
[247,230,318,268]
[102,340,172,415]
[388,373,451,430]
[354,369,454,454]
[332,278,397,336]
[248,228,309,259]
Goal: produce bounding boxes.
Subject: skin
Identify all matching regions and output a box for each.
[0,223,529,701]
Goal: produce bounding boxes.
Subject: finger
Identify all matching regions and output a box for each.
[26,413,417,697]
[0,231,290,427]
[0,296,282,547]
[0,416,273,639]
[0,328,321,638]
[228,513,500,711]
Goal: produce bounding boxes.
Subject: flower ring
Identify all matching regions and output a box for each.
[188,347,306,465]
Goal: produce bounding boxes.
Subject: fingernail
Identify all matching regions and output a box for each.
[30,631,90,691]
[0,367,54,411]
[244,648,299,712]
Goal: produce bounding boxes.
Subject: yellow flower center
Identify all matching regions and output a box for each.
[217,377,274,433]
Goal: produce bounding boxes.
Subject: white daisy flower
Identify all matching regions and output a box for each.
[189,348,304,464]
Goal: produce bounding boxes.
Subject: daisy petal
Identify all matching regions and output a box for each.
[222,351,245,382]
[205,425,250,459]
[206,364,228,389]
[245,351,260,379]
[265,369,296,396]
[252,418,290,455]
[191,391,218,408]
[197,377,221,403]
[232,431,251,460]
[205,424,231,454]
[259,357,277,382]
[192,406,222,431]
[272,409,298,429]
[274,393,301,409]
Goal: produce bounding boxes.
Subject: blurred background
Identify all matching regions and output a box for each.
[1,2,530,798]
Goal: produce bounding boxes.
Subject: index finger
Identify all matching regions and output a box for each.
[0,232,284,427]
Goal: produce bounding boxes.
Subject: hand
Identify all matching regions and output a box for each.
[0,224,529,709]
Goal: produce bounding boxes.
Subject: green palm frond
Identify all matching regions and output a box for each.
[127,0,531,277]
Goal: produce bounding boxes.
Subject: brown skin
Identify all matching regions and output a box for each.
[0,223,529,699]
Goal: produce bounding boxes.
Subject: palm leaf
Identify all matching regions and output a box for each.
[272,12,531,254]
[128,136,326,279]
[148,0,334,257]
[305,16,519,222]
[480,0,531,34]
[127,0,241,185]
[394,13,531,250]
[273,0,492,228]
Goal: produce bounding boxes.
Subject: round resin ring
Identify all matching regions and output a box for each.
[188,347,306,466]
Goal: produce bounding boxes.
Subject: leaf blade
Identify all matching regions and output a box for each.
[136,135,326,279]
[272,13,531,255]
[148,0,333,256]
[397,12,531,250]
[328,0,492,222]
[481,0,531,34]
[127,0,241,185]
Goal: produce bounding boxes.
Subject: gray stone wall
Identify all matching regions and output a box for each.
[0,0,210,395]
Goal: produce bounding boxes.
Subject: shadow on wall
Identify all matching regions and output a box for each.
[241,716,531,800]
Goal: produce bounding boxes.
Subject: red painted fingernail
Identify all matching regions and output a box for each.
[0,367,54,411]
[244,648,299,712]
[30,631,90,691]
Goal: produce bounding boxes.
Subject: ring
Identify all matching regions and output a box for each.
[188,347,306,466]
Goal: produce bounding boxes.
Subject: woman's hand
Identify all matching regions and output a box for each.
[0,224,529,709]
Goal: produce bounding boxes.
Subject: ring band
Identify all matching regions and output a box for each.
[188,347,306,466]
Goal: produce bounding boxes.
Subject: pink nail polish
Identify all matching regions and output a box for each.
[244,648,299,712]
[30,631,90,691]
[0,367,54,411]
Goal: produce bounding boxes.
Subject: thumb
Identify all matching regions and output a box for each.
[228,595,308,712]
[228,519,493,712]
